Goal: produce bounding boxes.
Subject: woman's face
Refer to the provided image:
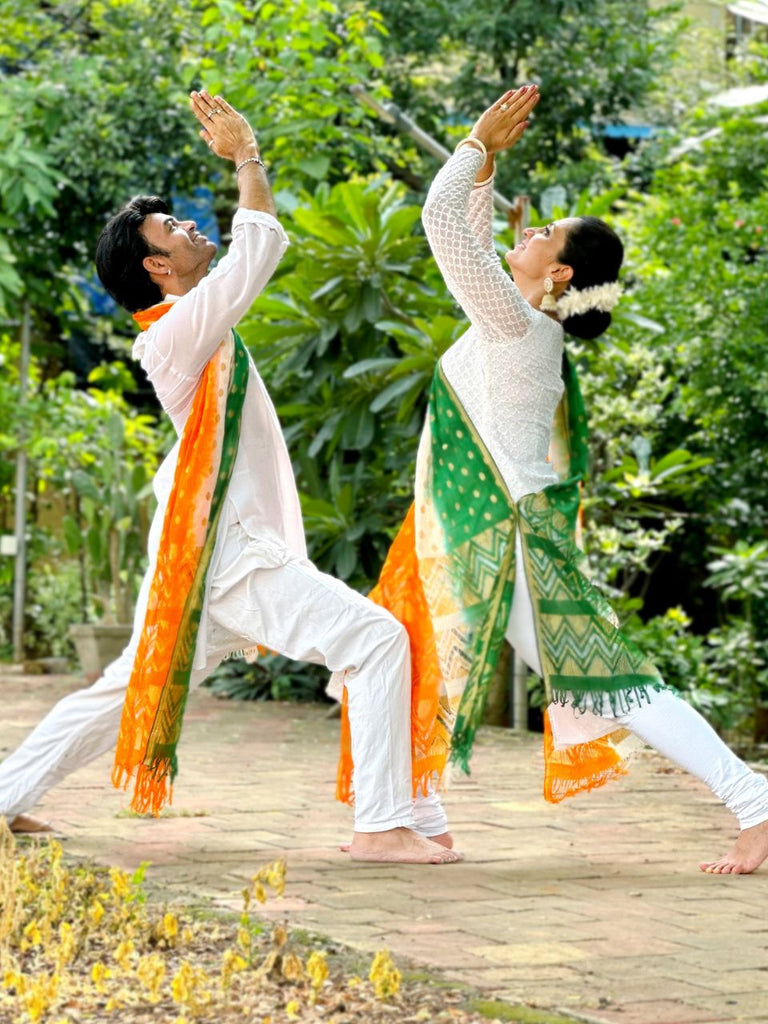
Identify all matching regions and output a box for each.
[504,217,580,283]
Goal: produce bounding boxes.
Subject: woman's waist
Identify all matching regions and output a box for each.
[499,460,560,502]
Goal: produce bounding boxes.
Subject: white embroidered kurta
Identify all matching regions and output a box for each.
[421,148,607,749]
[133,208,307,669]
[422,146,565,502]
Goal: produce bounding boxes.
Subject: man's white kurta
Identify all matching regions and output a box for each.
[132,208,307,669]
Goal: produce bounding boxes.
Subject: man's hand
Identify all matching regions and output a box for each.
[469,85,540,155]
[190,89,259,165]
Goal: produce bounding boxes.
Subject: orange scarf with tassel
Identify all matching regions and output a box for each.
[112,303,248,814]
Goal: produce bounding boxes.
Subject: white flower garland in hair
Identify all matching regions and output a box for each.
[540,280,622,320]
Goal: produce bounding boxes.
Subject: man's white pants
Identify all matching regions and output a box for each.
[0,521,416,833]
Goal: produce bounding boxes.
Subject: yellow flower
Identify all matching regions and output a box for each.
[285,1000,301,1019]
[163,912,179,942]
[265,860,286,897]
[137,953,166,1001]
[237,925,251,953]
[3,971,27,995]
[87,899,105,927]
[54,921,76,970]
[171,961,211,1012]
[171,962,193,1004]
[281,951,304,983]
[369,949,401,1000]
[22,920,42,949]
[105,993,128,1012]
[220,948,248,990]
[250,858,286,902]
[91,962,113,993]
[665,605,691,626]
[114,939,135,970]
[109,867,131,903]
[306,951,329,991]
[23,974,59,1024]
[271,924,288,949]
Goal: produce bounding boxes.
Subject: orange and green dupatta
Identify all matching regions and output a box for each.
[112,304,248,815]
[337,354,663,806]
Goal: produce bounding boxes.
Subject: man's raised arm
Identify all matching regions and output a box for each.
[190,89,275,217]
[137,91,288,386]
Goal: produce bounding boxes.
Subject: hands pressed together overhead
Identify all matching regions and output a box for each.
[189,89,260,166]
[469,84,540,155]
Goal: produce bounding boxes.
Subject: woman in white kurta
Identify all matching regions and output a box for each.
[355,85,768,874]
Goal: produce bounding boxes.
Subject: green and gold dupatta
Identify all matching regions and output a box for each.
[338,354,663,805]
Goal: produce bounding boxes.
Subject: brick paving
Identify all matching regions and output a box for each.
[2,670,768,1023]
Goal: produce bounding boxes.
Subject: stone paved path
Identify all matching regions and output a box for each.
[2,670,768,1024]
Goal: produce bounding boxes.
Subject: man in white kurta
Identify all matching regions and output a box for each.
[0,90,459,865]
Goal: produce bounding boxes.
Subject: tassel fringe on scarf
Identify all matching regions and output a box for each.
[112,304,248,814]
[337,355,665,807]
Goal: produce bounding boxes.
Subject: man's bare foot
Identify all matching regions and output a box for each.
[8,814,55,834]
[699,820,768,874]
[427,831,453,849]
[349,826,462,864]
[339,830,454,853]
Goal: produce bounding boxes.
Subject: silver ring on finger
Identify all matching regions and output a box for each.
[500,102,509,111]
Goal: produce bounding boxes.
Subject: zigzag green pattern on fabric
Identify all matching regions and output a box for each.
[144,332,250,782]
[426,351,668,771]
[518,488,664,716]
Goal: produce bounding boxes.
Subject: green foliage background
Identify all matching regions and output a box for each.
[1,0,767,739]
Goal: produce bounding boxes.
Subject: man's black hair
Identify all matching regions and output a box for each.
[95,195,170,313]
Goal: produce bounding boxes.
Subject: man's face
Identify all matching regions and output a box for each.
[141,213,217,281]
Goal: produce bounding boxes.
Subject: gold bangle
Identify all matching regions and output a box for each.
[455,136,487,160]
[473,173,495,189]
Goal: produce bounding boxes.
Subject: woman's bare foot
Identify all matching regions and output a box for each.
[339,829,454,853]
[699,820,768,874]
[8,814,55,834]
[349,826,462,864]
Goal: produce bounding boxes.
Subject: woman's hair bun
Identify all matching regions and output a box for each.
[561,308,612,341]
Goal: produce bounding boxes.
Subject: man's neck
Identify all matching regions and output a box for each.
[160,267,209,299]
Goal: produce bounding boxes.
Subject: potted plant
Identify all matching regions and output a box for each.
[63,403,157,678]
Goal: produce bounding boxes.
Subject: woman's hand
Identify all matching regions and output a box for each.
[469,85,540,155]
[190,89,259,165]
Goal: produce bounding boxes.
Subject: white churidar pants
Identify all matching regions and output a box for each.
[415,532,768,836]
[0,519,415,833]
[506,533,768,830]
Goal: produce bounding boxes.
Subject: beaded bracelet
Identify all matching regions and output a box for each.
[235,155,266,174]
